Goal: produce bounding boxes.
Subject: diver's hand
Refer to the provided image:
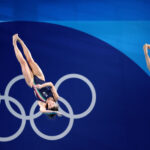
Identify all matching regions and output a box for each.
[143,43,148,55]
[34,84,42,89]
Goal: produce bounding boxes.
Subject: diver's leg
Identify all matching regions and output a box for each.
[17,36,45,81]
[13,34,33,87]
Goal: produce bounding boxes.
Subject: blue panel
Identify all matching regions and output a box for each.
[0,0,150,149]
[47,21,150,75]
[0,21,150,150]
[0,0,150,21]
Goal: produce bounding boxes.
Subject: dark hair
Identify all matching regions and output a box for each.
[47,113,56,119]
[45,103,59,119]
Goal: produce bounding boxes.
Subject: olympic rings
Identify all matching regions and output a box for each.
[0,95,26,142]
[30,96,74,140]
[55,74,96,119]
[0,73,96,142]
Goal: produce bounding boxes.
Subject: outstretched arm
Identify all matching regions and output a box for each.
[143,43,150,71]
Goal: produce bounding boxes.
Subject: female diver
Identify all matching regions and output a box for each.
[143,43,150,71]
[12,33,61,118]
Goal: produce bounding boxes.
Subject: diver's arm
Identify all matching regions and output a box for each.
[40,109,56,113]
[35,82,53,89]
[51,85,59,101]
[40,82,59,101]
[38,101,46,112]
[41,109,62,116]
[147,44,150,49]
[143,44,150,71]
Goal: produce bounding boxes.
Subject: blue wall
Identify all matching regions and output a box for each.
[0,1,150,150]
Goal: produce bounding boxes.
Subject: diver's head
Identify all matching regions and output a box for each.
[46,97,59,118]
[46,97,58,109]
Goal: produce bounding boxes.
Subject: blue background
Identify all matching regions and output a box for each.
[0,0,150,150]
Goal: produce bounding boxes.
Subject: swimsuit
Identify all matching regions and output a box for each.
[33,75,53,102]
